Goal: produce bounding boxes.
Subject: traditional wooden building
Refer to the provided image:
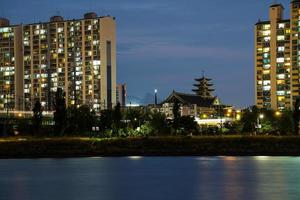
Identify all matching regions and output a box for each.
[160,91,221,119]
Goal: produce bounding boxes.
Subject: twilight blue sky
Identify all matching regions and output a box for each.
[0,0,292,107]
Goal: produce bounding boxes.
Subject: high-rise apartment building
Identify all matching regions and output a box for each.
[0,12,116,112]
[255,1,300,110]
[116,83,126,107]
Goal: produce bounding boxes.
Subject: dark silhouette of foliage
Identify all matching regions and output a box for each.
[179,116,198,135]
[66,105,96,135]
[276,111,294,135]
[99,109,113,131]
[124,108,143,129]
[293,98,300,135]
[172,100,181,134]
[54,88,67,135]
[149,111,170,135]
[32,99,43,134]
[112,102,122,135]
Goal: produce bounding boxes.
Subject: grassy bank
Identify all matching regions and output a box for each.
[0,136,300,158]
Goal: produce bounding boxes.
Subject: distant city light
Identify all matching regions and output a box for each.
[259,114,264,119]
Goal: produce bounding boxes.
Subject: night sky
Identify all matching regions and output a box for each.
[0,0,292,107]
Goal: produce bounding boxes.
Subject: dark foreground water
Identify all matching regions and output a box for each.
[0,157,300,200]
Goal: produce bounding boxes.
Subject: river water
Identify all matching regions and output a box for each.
[0,157,300,200]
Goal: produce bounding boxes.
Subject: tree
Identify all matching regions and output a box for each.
[149,111,170,135]
[112,102,122,135]
[240,106,258,134]
[276,111,294,135]
[32,99,43,135]
[54,88,66,135]
[66,105,96,135]
[179,116,198,136]
[99,109,113,131]
[124,107,143,129]
[293,98,300,135]
[172,100,180,134]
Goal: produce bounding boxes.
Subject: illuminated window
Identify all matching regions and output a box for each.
[58,28,64,33]
[278,47,285,52]
[0,27,11,33]
[263,30,271,36]
[93,60,101,65]
[278,23,285,28]
[278,96,285,101]
[277,35,285,41]
[277,74,285,79]
[263,80,271,85]
[263,24,270,30]
[263,86,271,91]
[40,29,46,34]
[58,48,64,53]
[277,58,284,63]
[263,53,269,58]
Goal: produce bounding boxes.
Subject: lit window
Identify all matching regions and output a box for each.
[278,47,285,52]
[277,58,284,63]
[263,30,271,36]
[58,48,64,53]
[263,80,271,86]
[278,96,285,101]
[93,60,101,65]
[277,35,285,41]
[263,86,271,91]
[263,24,270,30]
[263,64,271,69]
[278,23,285,28]
[263,53,269,58]
[277,74,285,79]
[58,28,64,33]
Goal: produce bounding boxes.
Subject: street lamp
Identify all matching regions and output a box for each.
[259,114,264,119]
[275,111,281,117]
[256,113,264,135]
[154,89,158,105]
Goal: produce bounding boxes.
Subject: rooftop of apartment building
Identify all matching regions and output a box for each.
[0,12,116,27]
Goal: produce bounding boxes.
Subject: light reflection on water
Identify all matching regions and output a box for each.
[0,157,300,200]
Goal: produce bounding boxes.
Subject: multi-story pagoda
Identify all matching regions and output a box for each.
[192,76,214,97]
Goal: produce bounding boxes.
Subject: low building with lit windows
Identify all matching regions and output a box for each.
[160,91,222,119]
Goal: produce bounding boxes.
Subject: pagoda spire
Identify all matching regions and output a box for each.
[192,74,214,97]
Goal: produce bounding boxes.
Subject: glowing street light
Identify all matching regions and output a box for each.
[154,89,158,105]
[259,114,264,119]
[275,111,281,117]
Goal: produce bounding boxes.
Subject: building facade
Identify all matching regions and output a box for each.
[116,83,126,107]
[0,12,116,112]
[160,91,221,119]
[255,1,300,110]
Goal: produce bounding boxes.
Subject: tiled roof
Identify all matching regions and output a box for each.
[161,91,218,107]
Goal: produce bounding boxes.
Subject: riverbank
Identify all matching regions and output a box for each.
[0,136,300,158]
